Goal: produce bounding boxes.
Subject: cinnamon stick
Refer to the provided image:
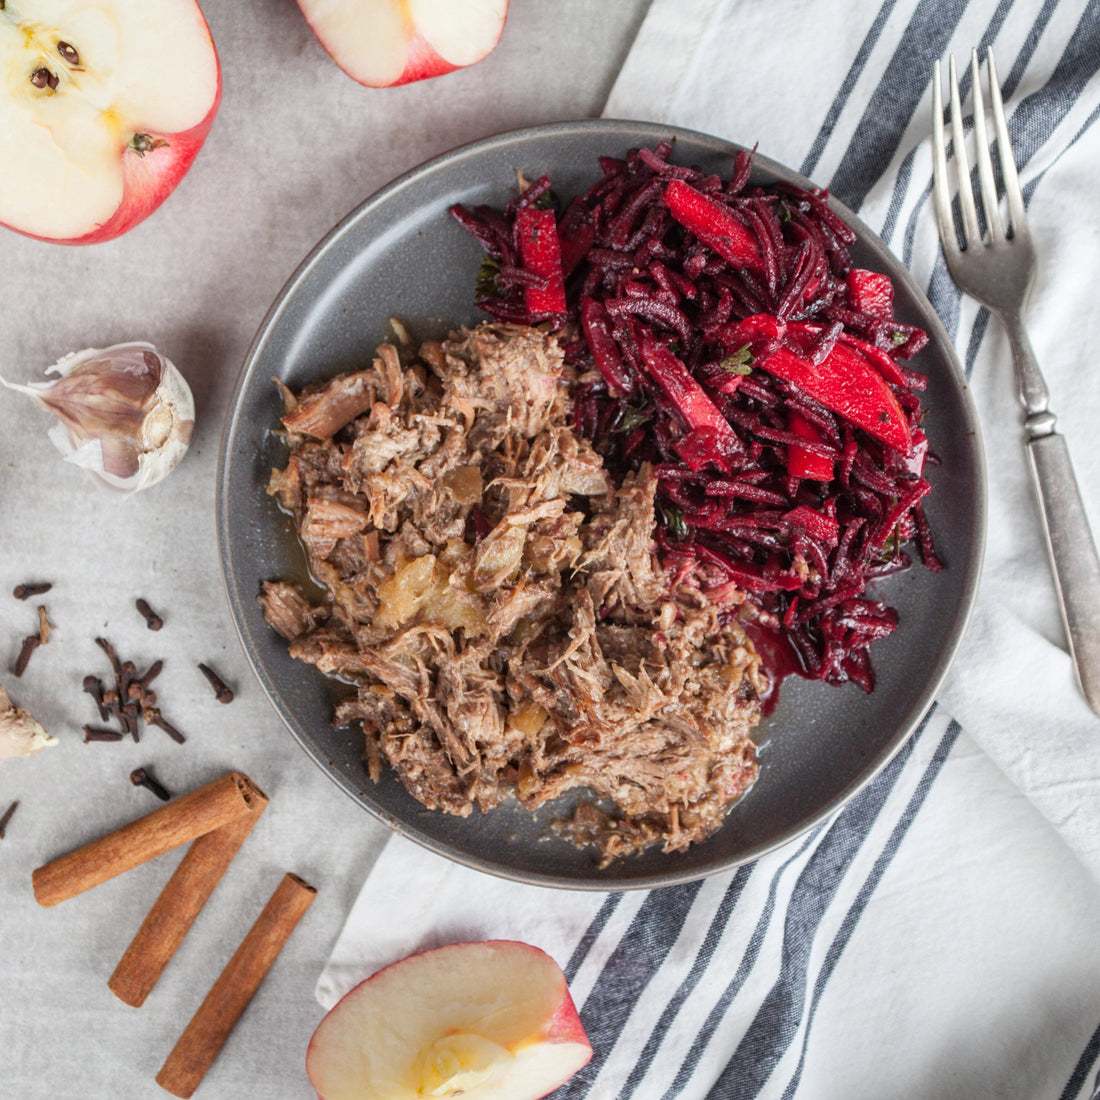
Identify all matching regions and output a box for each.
[156,873,316,1098]
[32,772,262,908]
[108,777,269,1007]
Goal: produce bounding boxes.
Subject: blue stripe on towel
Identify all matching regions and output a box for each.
[564,893,623,984]
[827,0,969,211]
[1060,1017,1100,1100]
[635,710,937,1099]
[895,0,1089,372]
[799,0,899,181]
[1025,97,1100,207]
[562,881,706,1096]
[776,718,963,1099]
[702,709,941,1097]
[1007,0,1100,166]
[1001,0,1061,101]
[618,864,756,1099]
[894,0,1058,263]
[658,827,827,1100]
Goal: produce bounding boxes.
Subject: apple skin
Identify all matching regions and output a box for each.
[296,0,510,89]
[393,30,475,86]
[34,99,221,247]
[0,4,222,247]
[306,939,592,1100]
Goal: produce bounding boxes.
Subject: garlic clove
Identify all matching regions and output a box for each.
[0,686,56,761]
[1,341,195,495]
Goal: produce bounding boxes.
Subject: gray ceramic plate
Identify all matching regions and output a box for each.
[217,120,985,890]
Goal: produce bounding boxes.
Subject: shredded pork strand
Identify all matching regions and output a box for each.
[260,322,766,863]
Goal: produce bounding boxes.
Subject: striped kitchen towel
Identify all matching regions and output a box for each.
[318,707,1100,1098]
[318,2,1100,1097]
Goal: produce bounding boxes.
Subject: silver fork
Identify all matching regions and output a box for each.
[932,47,1100,717]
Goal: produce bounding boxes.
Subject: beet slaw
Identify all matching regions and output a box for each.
[450,141,941,696]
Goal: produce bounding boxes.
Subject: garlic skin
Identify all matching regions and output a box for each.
[0,686,56,761]
[1,341,195,495]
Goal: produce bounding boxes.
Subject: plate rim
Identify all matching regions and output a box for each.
[216,118,987,890]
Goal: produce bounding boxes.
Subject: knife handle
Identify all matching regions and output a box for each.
[1027,430,1100,717]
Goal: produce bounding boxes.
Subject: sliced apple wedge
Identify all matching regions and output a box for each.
[307,940,592,1100]
[296,0,509,88]
[0,0,221,244]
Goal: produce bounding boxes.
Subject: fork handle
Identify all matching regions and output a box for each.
[1005,313,1050,419]
[1027,430,1100,716]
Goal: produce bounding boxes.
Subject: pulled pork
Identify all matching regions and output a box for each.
[261,322,766,863]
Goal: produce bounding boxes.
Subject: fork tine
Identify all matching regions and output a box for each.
[985,46,1029,241]
[931,60,960,256]
[931,61,954,252]
[947,54,982,247]
[969,48,1005,243]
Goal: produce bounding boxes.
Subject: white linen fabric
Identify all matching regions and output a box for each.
[319,3,1100,1097]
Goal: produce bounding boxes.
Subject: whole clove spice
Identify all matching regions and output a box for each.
[122,702,141,742]
[0,800,19,839]
[96,636,122,680]
[13,635,39,677]
[83,668,112,721]
[127,684,159,715]
[86,637,184,745]
[83,675,110,721]
[130,767,171,802]
[137,659,163,688]
[136,598,163,631]
[198,663,234,705]
[84,725,125,743]
[144,708,185,744]
[119,660,137,700]
[13,582,52,600]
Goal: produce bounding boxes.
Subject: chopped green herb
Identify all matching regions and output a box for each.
[890,329,908,346]
[475,256,500,298]
[719,344,754,375]
[615,404,652,432]
[877,523,903,562]
[657,503,687,537]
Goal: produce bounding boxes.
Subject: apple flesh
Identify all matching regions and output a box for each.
[0,0,221,244]
[296,0,509,88]
[306,940,592,1100]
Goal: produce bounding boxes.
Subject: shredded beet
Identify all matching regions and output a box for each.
[451,142,941,695]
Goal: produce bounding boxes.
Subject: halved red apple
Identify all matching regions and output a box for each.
[306,940,592,1100]
[296,0,509,88]
[0,0,221,245]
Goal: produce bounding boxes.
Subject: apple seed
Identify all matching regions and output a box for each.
[30,68,58,90]
[57,41,80,66]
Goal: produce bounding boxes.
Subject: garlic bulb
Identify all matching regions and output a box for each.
[0,341,195,495]
[0,686,55,761]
